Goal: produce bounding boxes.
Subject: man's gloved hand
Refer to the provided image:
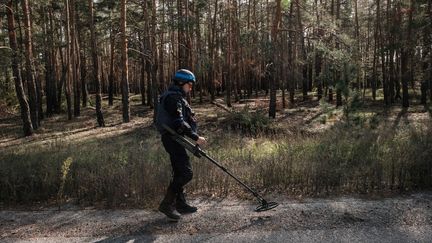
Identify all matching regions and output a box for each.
[196,136,207,146]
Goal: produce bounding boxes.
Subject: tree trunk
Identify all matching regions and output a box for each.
[428,0,432,102]
[178,0,188,69]
[70,0,80,117]
[76,9,88,108]
[21,0,39,129]
[140,52,146,106]
[7,0,33,136]
[80,44,88,107]
[89,0,105,126]
[209,0,218,102]
[328,0,334,103]
[44,4,55,117]
[376,0,387,105]
[372,0,379,101]
[380,0,389,106]
[354,0,360,90]
[108,13,115,107]
[65,0,73,120]
[30,6,44,123]
[288,1,295,104]
[58,55,66,114]
[194,1,203,104]
[226,1,232,108]
[269,0,282,118]
[159,0,165,93]
[142,2,153,109]
[388,0,395,104]
[335,0,342,107]
[232,0,240,103]
[121,0,130,122]
[151,0,159,122]
[315,0,323,100]
[401,0,414,108]
[297,0,308,102]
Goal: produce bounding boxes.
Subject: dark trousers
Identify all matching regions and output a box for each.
[161,134,193,194]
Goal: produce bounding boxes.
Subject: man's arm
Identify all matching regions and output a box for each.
[164,95,199,141]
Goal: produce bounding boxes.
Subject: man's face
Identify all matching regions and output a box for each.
[182,82,193,93]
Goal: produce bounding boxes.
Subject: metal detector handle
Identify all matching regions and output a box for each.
[162,124,205,158]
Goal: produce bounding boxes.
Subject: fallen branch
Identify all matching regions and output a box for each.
[211,101,233,113]
[0,46,12,51]
[101,94,142,101]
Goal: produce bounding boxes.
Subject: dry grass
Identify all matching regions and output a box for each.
[0,95,431,208]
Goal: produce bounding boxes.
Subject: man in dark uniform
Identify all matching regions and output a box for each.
[155,69,207,221]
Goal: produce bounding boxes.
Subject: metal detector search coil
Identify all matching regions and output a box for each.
[162,124,279,212]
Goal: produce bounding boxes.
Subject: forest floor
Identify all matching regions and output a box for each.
[1,193,432,242]
[1,94,431,150]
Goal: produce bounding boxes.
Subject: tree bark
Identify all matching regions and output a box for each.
[232,0,239,103]
[315,0,323,100]
[335,0,342,107]
[121,0,130,122]
[354,0,361,90]
[21,0,39,129]
[108,12,115,107]
[288,1,295,104]
[76,8,88,108]
[209,0,218,102]
[150,0,159,122]
[428,0,432,102]
[401,0,414,108]
[297,0,308,102]
[178,0,188,69]
[80,44,88,108]
[65,0,73,120]
[44,4,55,117]
[380,0,389,106]
[159,0,165,94]
[226,1,232,108]
[70,0,80,117]
[142,2,153,109]
[89,0,105,126]
[140,50,146,106]
[7,0,33,136]
[269,0,282,118]
[388,0,395,104]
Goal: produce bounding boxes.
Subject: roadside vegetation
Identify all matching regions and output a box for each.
[1,96,431,208]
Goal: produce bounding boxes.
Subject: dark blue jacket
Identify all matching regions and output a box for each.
[156,85,199,141]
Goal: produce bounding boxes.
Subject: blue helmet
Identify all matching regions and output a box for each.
[173,69,196,85]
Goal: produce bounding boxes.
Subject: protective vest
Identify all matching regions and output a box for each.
[155,88,197,135]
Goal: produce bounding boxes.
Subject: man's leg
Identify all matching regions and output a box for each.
[175,188,197,214]
[168,144,197,214]
[162,135,197,214]
[158,135,185,221]
[158,184,181,221]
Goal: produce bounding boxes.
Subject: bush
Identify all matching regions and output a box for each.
[224,105,273,136]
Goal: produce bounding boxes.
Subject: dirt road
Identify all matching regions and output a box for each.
[1,193,432,242]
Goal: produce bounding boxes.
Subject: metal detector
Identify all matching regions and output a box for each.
[162,124,279,212]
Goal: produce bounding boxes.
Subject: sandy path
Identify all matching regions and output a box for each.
[1,193,431,242]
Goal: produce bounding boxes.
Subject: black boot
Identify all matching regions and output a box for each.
[176,190,197,214]
[159,187,181,221]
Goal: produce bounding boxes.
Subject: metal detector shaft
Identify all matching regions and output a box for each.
[162,124,267,204]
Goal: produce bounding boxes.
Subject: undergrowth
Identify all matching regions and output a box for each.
[224,105,275,136]
[1,117,431,207]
